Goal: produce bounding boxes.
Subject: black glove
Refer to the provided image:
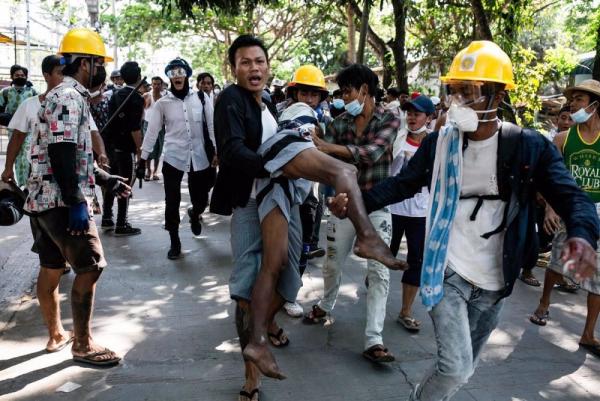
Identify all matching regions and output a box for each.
[135,159,146,181]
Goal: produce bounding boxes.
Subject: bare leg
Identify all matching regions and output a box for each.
[282,148,407,270]
[581,293,600,346]
[533,269,562,317]
[243,208,288,379]
[37,267,71,351]
[400,283,419,318]
[236,301,261,397]
[71,270,118,363]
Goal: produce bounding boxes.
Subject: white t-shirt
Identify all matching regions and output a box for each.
[8,95,40,134]
[447,131,506,291]
[250,106,278,198]
[389,133,429,217]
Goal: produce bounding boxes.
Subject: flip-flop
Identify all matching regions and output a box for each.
[239,388,259,401]
[46,333,74,353]
[529,310,549,326]
[362,344,395,363]
[555,281,579,293]
[579,342,600,358]
[519,275,541,287]
[73,348,121,366]
[152,175,160,181]
[397,315,421,332]
[267,328,289,348]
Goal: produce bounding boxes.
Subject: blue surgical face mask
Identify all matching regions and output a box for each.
[571,101,598,124]
[345,90,366,117]
[332,98,345,109]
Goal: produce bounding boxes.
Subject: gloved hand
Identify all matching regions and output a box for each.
[135,159,146,181]
[68,201,90,235]
[106,175,132,198]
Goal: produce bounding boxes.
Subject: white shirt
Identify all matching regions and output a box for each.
[447,131,506,291]
[389,129,429,217]
[250,106,278,198]
[8,95,40,135]
[141,90,215,172]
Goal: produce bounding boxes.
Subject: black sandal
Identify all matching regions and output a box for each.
[303,304,327,325]
[267,328,289,348]
[239,388,259,401]
[362,344,395,363]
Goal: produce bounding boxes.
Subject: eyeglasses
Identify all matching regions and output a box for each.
[166,67,188,78]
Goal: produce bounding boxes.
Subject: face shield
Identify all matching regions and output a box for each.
[442,80,500,132]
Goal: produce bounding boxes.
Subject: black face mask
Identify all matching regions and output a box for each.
[170,79,189,100]
[90,66,107,89]
[12,77,27,87]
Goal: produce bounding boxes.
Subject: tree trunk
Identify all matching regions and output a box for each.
[390,0,408,92]
[347,3,356,63]
[470,0,493,40]
[593,21,600,81]
[356,0,370,64]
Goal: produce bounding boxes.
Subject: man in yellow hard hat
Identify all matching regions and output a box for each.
[285,65,330,122]
[5,27,120,366]
[328,41,598,400]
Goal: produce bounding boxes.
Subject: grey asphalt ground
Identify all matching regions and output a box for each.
[0,157,598,401]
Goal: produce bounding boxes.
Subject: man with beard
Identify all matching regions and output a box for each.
[137,58,216,259]
[0,27,121,366]
[103,61,144,235]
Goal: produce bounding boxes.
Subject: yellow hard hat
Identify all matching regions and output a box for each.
[441,41,515,90]
[58,27,113,62]
[289,65,327,91]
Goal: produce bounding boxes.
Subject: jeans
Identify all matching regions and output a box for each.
[318,209,392,349]
[409,268,504,401]
[162,161,215,232]
[103,149,133,226]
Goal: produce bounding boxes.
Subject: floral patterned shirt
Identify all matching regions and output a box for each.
[25,77,95,213]
[0,85,38,115]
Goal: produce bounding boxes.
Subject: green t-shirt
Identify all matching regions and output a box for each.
[563,125,600,203]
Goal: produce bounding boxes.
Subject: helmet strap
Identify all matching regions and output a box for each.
[478,92,497,122]
[88,57,95,90]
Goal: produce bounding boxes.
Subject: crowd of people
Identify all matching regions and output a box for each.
[0,27,599,401]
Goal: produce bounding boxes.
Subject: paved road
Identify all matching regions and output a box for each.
[0,169,598,401]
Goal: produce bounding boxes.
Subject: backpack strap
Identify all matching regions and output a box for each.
[197,92,215,161]
[497,121,522,201]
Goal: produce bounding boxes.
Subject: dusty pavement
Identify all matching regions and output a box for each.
[0,161,598,401]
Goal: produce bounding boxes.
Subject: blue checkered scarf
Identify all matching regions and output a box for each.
[420,125,463,310]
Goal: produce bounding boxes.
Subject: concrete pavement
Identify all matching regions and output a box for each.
[0,169,598,401]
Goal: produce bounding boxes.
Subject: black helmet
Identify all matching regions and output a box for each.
[165,57,192,78]
[0,181,26,226]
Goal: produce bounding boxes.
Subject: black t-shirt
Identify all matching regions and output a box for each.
[106,86,144,152]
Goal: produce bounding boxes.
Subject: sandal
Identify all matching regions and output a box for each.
[46,332,74,353]
[579,342,600,358]
[72,348,121,366]
[152,175,160,181]
[519,274,541,287]
[303,304,327,325]
[267,328,289,348]
[143,175,151,181]
[397,315,421,332]
[362,344,395,363]
[239,388,259,401]
[529,310,549,326]
[555,280,579,293]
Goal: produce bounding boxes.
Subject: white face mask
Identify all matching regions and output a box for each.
[571,101,598,124]
[407,125,428,135]
[447,103,479,132]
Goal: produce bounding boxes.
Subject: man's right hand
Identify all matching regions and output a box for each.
[327,193,349,219]
[1,168,14,183]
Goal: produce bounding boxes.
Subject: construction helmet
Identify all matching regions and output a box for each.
[441,41,515,90]
[289,65,328,91]
[58,27,113,61]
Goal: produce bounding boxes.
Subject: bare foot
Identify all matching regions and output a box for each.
[354,232,408,270]
[243,341,286,380]
[46,331,73,353]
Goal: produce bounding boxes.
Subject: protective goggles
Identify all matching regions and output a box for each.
[442,80,487,108]
[166,67,188,79]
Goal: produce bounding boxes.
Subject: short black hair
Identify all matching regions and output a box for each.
[41,55,62,75]
[228,35,269,67]
[386,87,401,98]
[196,72,215,85]
[332,89,342,97]
[398,89,409,96]
[61,56,84,77]
[120,61,141,85]
[559,105,571,114]
[10,64,27,77]
[151,76,163,83]
[335,64,379,96]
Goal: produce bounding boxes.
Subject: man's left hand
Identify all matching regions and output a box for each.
[561,237,597,280]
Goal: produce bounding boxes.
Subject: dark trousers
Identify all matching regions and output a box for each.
[299,191,324,245]
[103,149,133,226]
[390,214,426,287]
[162,161,216,232]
